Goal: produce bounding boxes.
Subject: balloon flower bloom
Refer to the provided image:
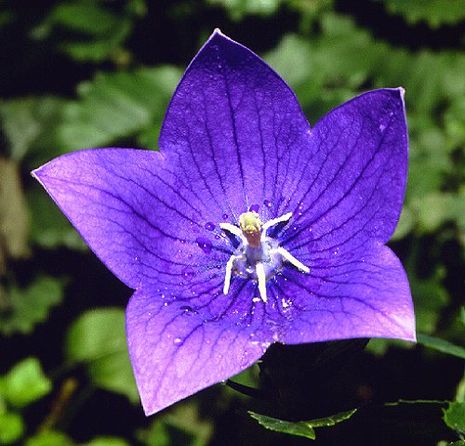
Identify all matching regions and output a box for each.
[33,30,415,415]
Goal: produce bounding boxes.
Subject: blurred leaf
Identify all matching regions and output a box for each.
[248,408,357,440]
[409,263,449,334]
[384,0,465,28]
[0,412,24,445]
[31,0,142,63]
[207,0,283,20]
[443,401,465,434]
[0,158,29,262]
[0,358,51,408]
[87,437,130,446]
[137,401,213,446]
[28,186,86,251]
[0,11,14,28]
[58,66,181,150]
[0,276,65,336]
[264,34,323,107]
[0,97,66,163]
[411,192,455,233]
[456,371,465,402]
[24,430,73,446]
[43,0,122,36]
[417,334,465,360]
[391,206,415,240]
[65,308,138,403]
[445,97,465,149]
[59,22,132,63]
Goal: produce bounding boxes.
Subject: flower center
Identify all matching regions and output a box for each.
[220,211,309,302]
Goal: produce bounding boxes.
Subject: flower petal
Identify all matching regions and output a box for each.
[32,148,231,289]
[274,243,415,344]
[126,284,269,415]
[159,29,311,220]
[279,88,408,256]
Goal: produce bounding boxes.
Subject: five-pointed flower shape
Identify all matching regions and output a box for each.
[33,30,415,415]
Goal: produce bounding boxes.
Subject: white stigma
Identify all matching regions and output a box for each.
[220,211,309,302]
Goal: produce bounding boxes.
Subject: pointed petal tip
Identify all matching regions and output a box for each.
[207,28,236,47]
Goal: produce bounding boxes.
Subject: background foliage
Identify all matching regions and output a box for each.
[0,0,464,445]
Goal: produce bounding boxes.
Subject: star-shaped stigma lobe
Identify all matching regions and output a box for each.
[33,30,415,415]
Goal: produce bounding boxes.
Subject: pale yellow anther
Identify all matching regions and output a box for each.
[221,211,310,302]
[239,211,262,247]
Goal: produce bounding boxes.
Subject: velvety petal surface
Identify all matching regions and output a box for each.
[32,148,232,289]
[126,282,271,415]
[271,242,415,344]
[159,30,311,220]
[277,88,408,257]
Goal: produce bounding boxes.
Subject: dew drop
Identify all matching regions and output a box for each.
[222,213,229,220]
[174,337,182,345]
[205,221,215,231]
[249,203,259,213]
[263,199,272,209]
[196,236,212,254]
[182,267,196,281]
[180,305,195,315]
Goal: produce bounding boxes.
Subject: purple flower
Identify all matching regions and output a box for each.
[33,30,415,415]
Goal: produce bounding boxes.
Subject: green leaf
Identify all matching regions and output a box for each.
[59,26,130,63]
[65,308,138,403]
[207,0,282,20]
[417,334,465,360]
[87,437,130,446]
[411,192,456,233]
[24,430,73,446]
[456,372,465,403]
[443,401,465,434]
[31,0,141,63]
[408,264,449,334]
[137,401,213,446]
[58,66,181,150]
[1,358,51,408]
[0,276,65,336]
[385,0,465,28]
[248,409,357,440]
[0,97,66,162]
[0,412,24,445]
[391,206,415,240]
[45,0,122,36]
[28,186,86,251]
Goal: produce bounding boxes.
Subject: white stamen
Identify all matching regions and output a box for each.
[255,262,267,302]
[223,254,237,295]
[220,222,244,240]
[262,212,293,232]
[277,246,310,273]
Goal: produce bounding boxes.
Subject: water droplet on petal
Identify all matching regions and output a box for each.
[182,267,196,282]
[249,204,259,213]
[196,237,212,254]
[179,305,196,315]
[222,213,229,220]
[263,199,272,209]
[205,222,215,231]
[174,337,182,345]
